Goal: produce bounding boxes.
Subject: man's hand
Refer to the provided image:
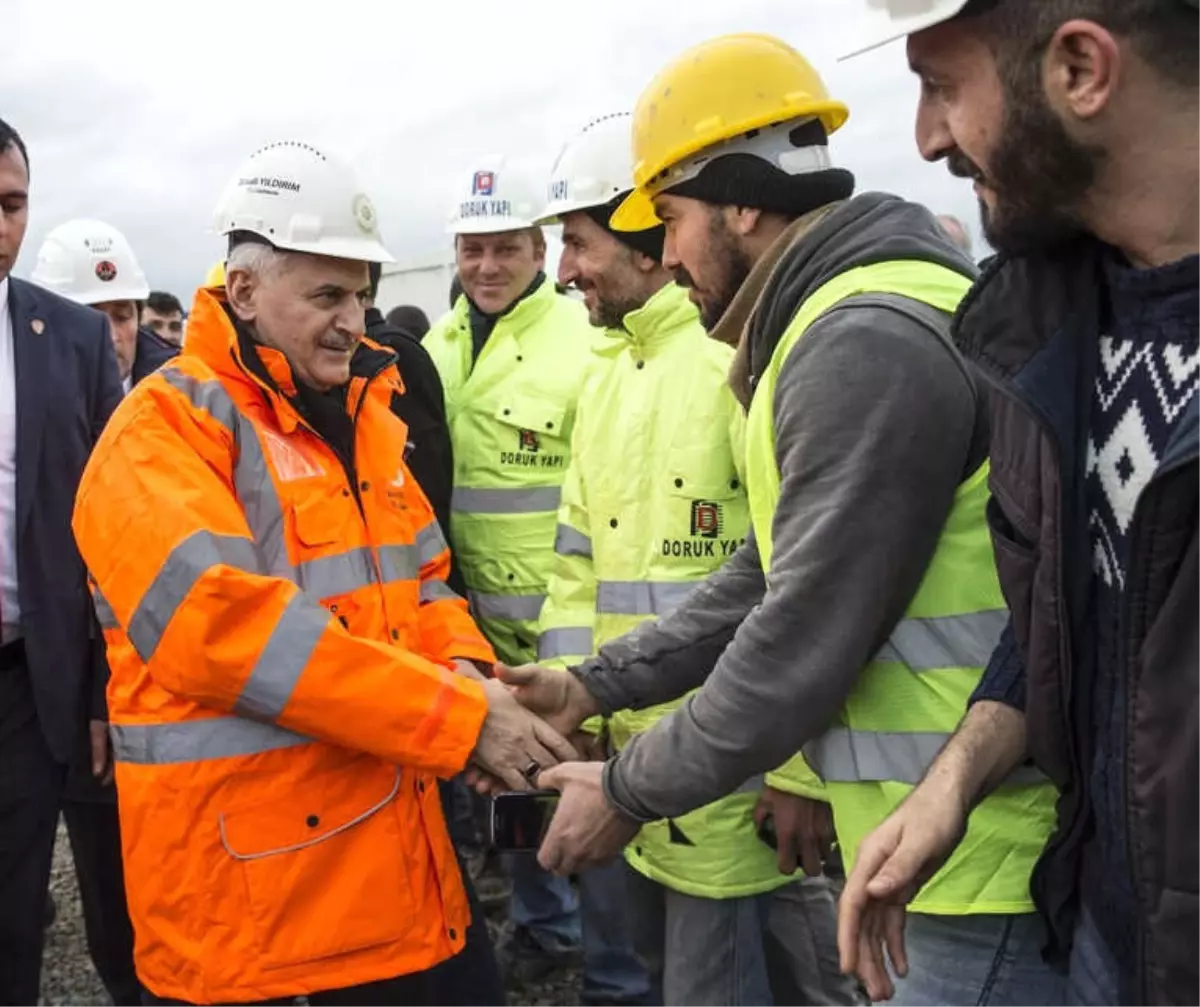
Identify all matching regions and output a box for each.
[753,786,833,877]
[89,719,114,786]
[470,679,579,792]
[535,760,640,874]
[494,662,600,738]
[837,786,968,1002]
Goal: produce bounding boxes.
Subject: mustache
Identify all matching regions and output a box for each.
[319,334,358,351]
[672,266,696,289]
[948,150,984,182]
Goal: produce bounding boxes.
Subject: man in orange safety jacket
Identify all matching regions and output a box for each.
[70,140,576,1006]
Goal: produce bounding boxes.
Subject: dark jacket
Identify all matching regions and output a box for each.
[956,239,1198,1005]
[131,326,179,384]
[6,278,123,762]
[365,308,464,596]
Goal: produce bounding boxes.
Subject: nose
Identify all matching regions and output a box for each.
[335,296,365,335]
[661,231,681,271]
[915,93,954,163]
[557,247,579,288]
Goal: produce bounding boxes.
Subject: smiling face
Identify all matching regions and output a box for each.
[908,19,1104,254]
[227,249,370,391]
[455,229,544,315]
[557,211,654,328]
[656,193,752,332]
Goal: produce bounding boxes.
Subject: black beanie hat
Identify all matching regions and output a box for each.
[582,193,666,263]
[665,120,855,219]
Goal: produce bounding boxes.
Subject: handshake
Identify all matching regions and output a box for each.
[467,663,604,793]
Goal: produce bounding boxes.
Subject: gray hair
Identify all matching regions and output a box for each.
[225,241,288,279]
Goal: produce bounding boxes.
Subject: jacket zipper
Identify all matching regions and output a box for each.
[1120,447,1197,1004]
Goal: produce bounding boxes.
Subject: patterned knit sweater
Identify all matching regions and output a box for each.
[1082,250,1199,987]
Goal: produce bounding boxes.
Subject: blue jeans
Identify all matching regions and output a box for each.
[890,912,1066,1006]
[508,855,649,1003]
[625,867,860,1007]
[1066,908,1121,1006]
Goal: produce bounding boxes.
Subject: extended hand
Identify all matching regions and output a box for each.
[535,760,639,875]
[494,662,600,738]
[753,786,833,877]
[470,679,579,792]
[838,786,968,1001]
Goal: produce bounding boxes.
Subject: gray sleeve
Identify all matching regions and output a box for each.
[571,533,765,714]
[607,300,980,819]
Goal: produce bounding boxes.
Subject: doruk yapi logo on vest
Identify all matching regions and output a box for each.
[662,499,744,560]
[499,428,566,470]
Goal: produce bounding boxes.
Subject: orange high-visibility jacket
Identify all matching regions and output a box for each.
[72,289,493,1004]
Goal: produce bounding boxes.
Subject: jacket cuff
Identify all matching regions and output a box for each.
[570,659,622,717]
[601,754,657,824]
[969,620,1026,711]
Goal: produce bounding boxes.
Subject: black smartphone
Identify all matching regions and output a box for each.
[489,790,560,852]
[757,814,779,851]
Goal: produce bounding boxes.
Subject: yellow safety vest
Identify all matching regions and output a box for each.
[745,260,1057,914]
[424,281,602,665]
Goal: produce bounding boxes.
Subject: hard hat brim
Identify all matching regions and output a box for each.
[75,281,151,306]
[273,235,396,264]
[447,217,540,236]
[839,2,971,61]
[609,188,660,233]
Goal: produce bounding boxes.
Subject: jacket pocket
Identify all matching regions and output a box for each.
[218,765,413,971]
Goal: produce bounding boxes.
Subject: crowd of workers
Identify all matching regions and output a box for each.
[0,0,1195,1005]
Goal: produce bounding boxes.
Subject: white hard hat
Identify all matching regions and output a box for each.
[31,219,150,306]
[446,156,541,235]
[214,140,394,263]
[841,0,971,59]
[535,113,636,226]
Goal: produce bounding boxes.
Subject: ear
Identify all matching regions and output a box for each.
[1045,19,1121,121]
[725,205,764,238]
[225,267,258,323]
[631,249,660,274]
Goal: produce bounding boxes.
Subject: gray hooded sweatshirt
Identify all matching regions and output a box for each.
[574,192,988,822]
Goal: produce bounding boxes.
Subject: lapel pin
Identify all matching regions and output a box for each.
[30,319,45,335]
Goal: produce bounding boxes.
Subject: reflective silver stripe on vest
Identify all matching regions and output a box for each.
[126,531,263,663]
[874,609,1009,671]
[415,521,449,566]
[296,547,376,598]
[110,717,313,765]
[93,588,119,630]
[537,627,594,661]
[596,580,702,617]
[159,367,239,439]
[233,592,332,721]
[421,580,463,605]
[805,727,1049,787]
[452,486,562,515]
[554,524,593,559]
[377,544,420,585]
[469,591,547,622]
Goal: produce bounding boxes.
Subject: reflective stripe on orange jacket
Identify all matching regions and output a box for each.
[72,288,492,1004]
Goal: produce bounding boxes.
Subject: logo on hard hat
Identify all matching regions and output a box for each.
[352,194,378,234]
[95,260,118,282]
[472,171,496,197]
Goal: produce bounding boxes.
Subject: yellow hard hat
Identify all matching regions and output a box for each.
[612,34,849,231]
[204,260,226,288]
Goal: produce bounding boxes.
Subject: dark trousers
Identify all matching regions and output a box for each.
[0,649,66,1005]
[63,797,142,1004]
[143,969,434,1005]
[430,778,504,1005]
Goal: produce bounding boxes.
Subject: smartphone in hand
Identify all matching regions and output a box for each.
[489,790,560,852]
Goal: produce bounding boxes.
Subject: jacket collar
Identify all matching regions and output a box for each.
[707,203,844,408]
[450,272,558,341]
[616,282,698,353]
[183,287,397,434]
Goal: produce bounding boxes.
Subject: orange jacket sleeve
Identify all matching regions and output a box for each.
[72,384,487,777]
[414,516,495,669]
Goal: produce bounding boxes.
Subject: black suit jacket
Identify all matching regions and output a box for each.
[8,278,123,763]
[131,326,179,384]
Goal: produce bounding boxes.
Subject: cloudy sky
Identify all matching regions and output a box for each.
[4,0,983,302]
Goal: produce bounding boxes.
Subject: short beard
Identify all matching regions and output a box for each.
[592,293,646,330]
[673,210,754,332]
[976,52,1105,254]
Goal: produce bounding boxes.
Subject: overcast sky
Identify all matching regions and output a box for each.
[4,0,983,304]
